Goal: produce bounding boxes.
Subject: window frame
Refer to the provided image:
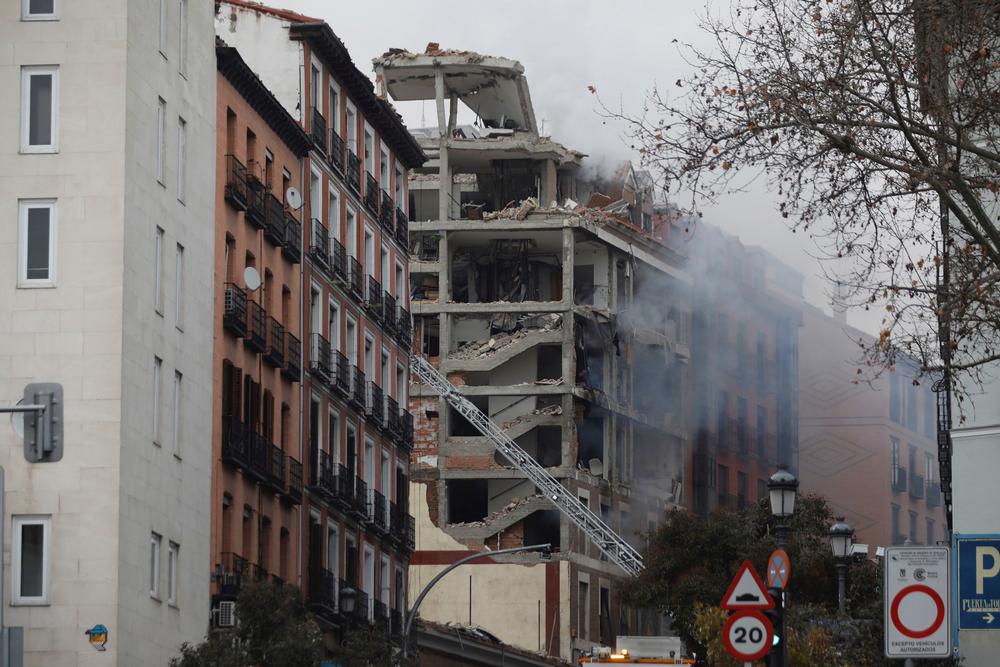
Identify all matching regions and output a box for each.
[21,0,57,20]
[158,0,167,58]
[177,0,188,77]
[176,116,187,203]
[172,370,183,457]
[156,98,166,185]
[174,243,184,329]
[17,199,57,288]
[167,541,179,606]
[152,356,163,445]
[154,226,165,313]
[12,515,51,606]
[20,66,59,153]
[150,532,162,599]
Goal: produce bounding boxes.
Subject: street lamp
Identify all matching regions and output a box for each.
[829,517,854,614]
[339,586,357,617]
[767,465,798,667]
[400,543,551,663]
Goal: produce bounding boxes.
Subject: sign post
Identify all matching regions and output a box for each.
[884,545,950,658]
[720,561,774,663]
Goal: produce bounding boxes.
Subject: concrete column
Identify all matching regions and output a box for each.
[560,227,576,471]
[435,67,449,222]
[539,159,558,207]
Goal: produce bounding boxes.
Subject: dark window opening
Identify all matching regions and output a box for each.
[447,479,488,523]
[574,265,595,305]
[449,397,489,436]
[578,415,604,469]
[537,345,561,381]
[523,509,561,550]
[419,317,440,357]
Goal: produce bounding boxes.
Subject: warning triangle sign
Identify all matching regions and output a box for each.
[720,561,774,610]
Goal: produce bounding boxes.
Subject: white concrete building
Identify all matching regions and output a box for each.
[0,0,216,664]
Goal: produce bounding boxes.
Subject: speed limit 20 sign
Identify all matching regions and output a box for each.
[723,610,774,661]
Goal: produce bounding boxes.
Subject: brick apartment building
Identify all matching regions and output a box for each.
[211,1,425,656]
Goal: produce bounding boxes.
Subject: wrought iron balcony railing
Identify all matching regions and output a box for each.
[366,276,382,320]
[347,150,361,194]
[309,219,330,270]
[364,173,379,214]
[333,350,350,396]
[371,489,388,533]
[224,155,249,211]
[336,462,354,506]
[366,381,384,426]
[311,106,327,154]
[891,465,908,492]
[383,293,397,333]
[264,317,285,368]
[395,208,408,247]
[287,457,303,504]
[246,174,266,228]
[217,552,249,596]
[331,238,347,282]
[396,304,412,349]
[399,409,414,450]
[349,367,366,409]
[223,283,248,337]
[380,190,394,231]
[283,333,301,382]
[263,192,286,246]
[282,215,301,264]
[245,300,268,353]
[348,257,363,302]
[353,476,369,518]
[308,566,338,615]
[386,397,401,438]
[264,443,286,494]
[909,472,925,499]
[329,130,344,174]
[927,480,942,507]
[221,416,250,469]
[310,333,332,382]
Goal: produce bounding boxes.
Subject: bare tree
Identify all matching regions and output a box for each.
[606,0,1000,405]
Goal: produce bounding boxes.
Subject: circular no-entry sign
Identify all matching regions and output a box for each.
[890,584,946,639]
[722,609,773,661]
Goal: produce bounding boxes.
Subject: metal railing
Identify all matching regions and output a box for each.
[386,396,401,437]
[329,130,344,174]
[283,333,301,382]
[909,471,925,499]
[399,409,414,450]
[366,381,384,426]
[223,283,248,337]
[333,351,350,396]
[331,238,347,281]
[246,300,268,353]
[311,107,327,153]
[221,416,250,469]
[264,192,285,246]
[336,463,355,505]
[309,219,330,270]
[371,489,388,532]
[246,175,266,228]
[891,465,908,492]
[927,480,942,507]
[224,155,249,211]
[395,207,408,247]
[217,552,249,596]
[380,190,394,231]
[347,150,361,193]
[348,257,363,301]
[265,443,286,494]
[310,333,332,382]
[287,457,303,503]
[353,476,369,518]
[396,305,411,349]
[265,317,285,368]
[308,566,338,615]
[364,173,379,213]
[366,276,382,319]
[282,215,301,264]
[383,293,397,333]
[349,367,366,408]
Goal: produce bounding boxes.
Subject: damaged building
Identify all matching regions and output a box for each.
[374,46,691,661]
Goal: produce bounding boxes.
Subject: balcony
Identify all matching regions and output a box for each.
[217,552,249,597]
[400,409,414,451]
[282,215,301,264]
[909,471,925,499]
[366,381,384,426]
[246,430,270,483]
[347,150,361,194]
[223,283,248,337]
[395,208,408,247]
[371,489,388,533]
[390,502,416,552]
[245,300,268,353]
[366,276,383,321]
[350,367,366,409]
[396,305,412,349]
[364,173,379,214]
[927,480,942,507]
[373,599,388,626]
[311,107,327,154]
[308,566,338,616]
[264,317,285,368]
[264,443,286,494]
[336,463,355,507]
[383,293,397,333]
[333,351,350,396]
[287,457,303,504]
[309,219,330,271]
[891,465,908,492]
[352,476,369,519]
[221,416,250,469]
[310,333,333,383]
[263,192,286,247]
[348,257,363,301]
[246,175,266,228]
[331,238,347,282]
[224,155,249,211]
[386,397,401,438]
[380,191,394,232]
[283,333,301,382]
[390,609,403,636]
[329,131,345,175]
[341,579,369,623]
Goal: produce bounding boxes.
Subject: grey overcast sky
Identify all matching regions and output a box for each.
[273,0,869,331]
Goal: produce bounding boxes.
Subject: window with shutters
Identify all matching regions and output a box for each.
[262,390,274,443]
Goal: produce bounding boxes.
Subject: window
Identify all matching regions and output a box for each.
[154,226,164,313]
[327,409,339,463]
[578,579,590,640]
[158,0,167,56]
[21,66,58,152]
[310,63,320,112]
[364,128,374,175]
[925,452,934,482]
[156,98,166,184]
[150,532,162,598]
[380,554,391,604]
[17,199,56,287]
[326,523,339,575]
[152,356,163,444]
[176,117,187,202]
[178,0,188,76]
[328,188,340,241]
[167,542,179,605]
[346,102,357,148]
[926,518,935,546]
[380,145,390,191]
[173,245,185,329]
[12,516,50,605]
[330,83,340,133]
[172,371,182,455]
[22,0,56,20]
[346,207,357,257]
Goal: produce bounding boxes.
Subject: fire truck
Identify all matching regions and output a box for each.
[577,638,695,664]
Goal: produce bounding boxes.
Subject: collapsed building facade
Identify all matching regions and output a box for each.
[374,47,690,660]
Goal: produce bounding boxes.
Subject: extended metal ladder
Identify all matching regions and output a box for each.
[410,355,644,577]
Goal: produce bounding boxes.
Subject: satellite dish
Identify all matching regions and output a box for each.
[244,266,262,291]
[588,458,604,477]
[285,186,303,210]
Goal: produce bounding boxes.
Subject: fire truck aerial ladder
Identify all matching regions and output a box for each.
[410,355,644,577]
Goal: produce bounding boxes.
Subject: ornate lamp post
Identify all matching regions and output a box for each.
[829,517,854,614]
[767,465,798,667]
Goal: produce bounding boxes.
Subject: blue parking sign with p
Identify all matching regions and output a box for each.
[956,536,1000,629]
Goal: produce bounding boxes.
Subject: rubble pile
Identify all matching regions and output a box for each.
[501,403,562,429]
[447,494,544,527]
[450,314,561,360]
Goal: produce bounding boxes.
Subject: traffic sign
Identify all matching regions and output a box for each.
[956,535,1000,629]
[884,545,950,658]
[767,549,790,589]
[721,561,774,610]
[722,609,773,661]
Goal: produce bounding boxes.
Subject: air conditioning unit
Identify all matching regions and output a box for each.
[213,600,236,628]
